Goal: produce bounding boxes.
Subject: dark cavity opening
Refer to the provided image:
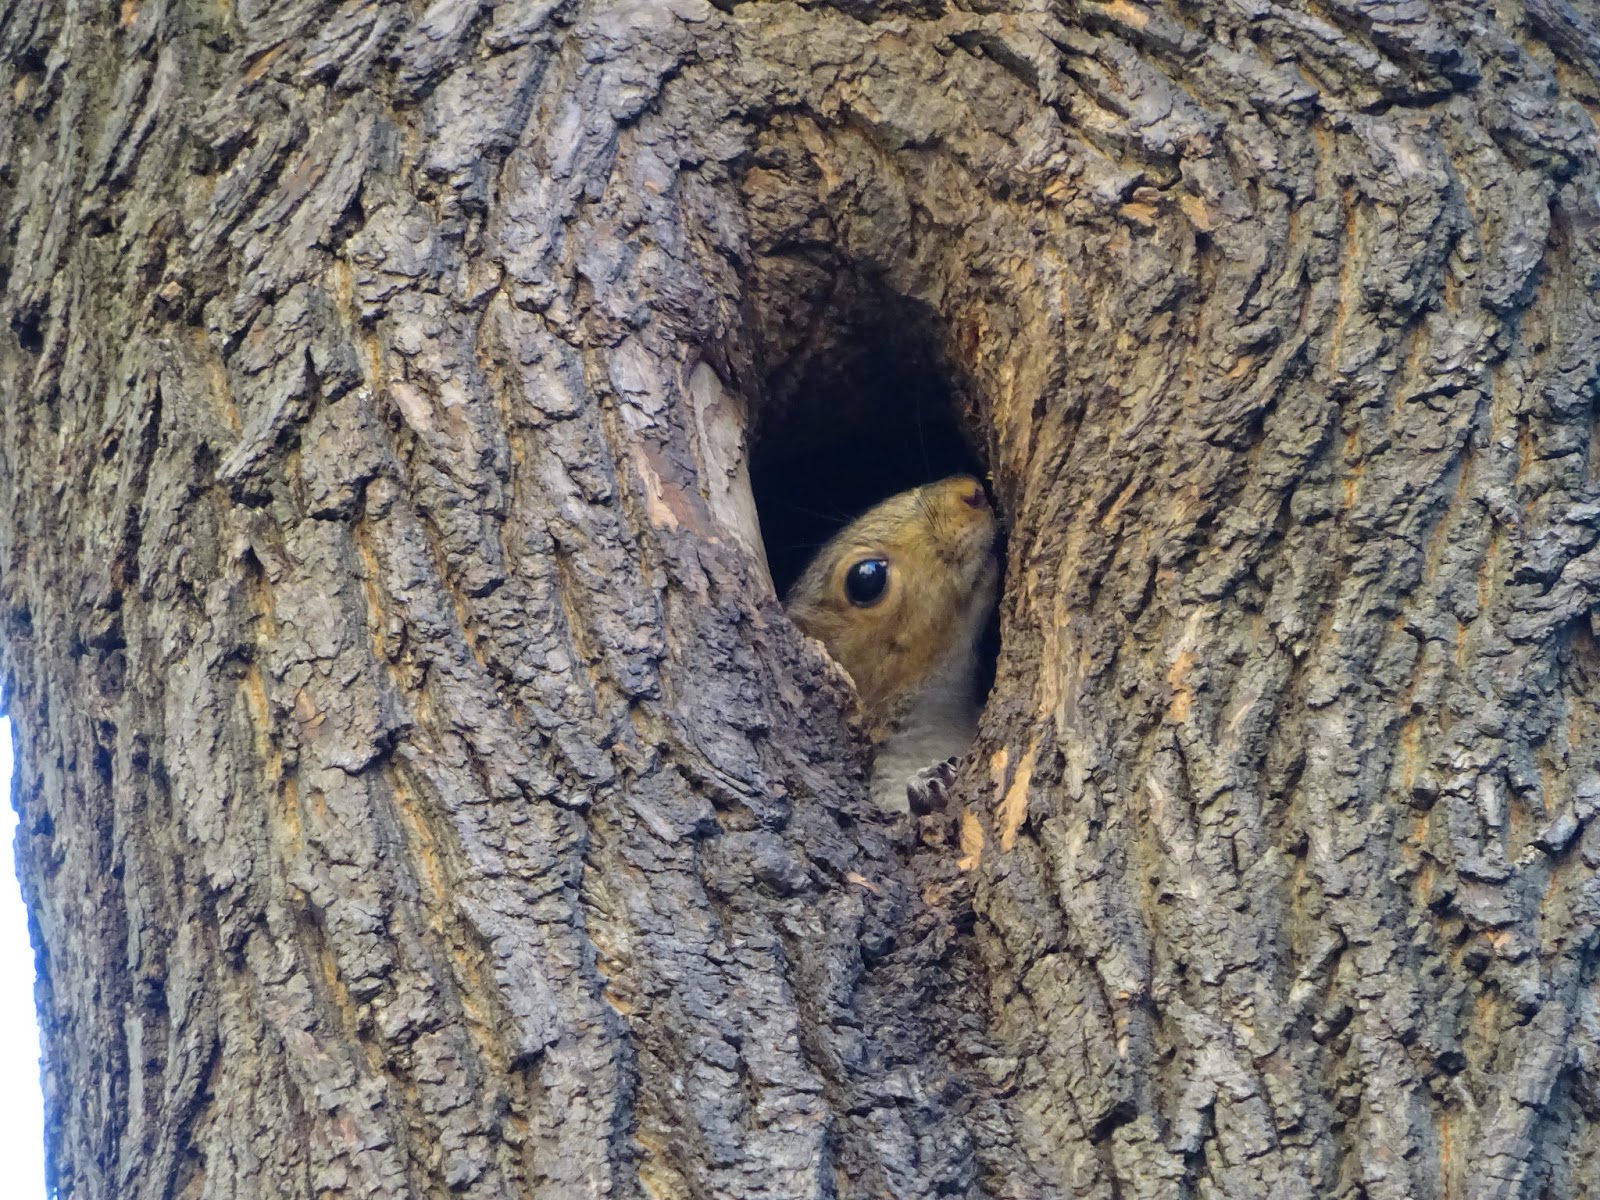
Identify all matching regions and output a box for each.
[748,284,988,601]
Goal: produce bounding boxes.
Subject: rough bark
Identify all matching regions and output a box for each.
[3,0,1600,1197]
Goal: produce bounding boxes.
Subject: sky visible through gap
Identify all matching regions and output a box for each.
[0,714,46,1200]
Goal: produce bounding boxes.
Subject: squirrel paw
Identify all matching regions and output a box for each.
[906,757,958,816]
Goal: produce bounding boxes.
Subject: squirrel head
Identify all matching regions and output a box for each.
[785,475,999,725]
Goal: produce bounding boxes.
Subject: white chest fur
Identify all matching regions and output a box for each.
[867,566,993,813]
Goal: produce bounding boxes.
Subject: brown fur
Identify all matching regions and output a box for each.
[786,476,998,746]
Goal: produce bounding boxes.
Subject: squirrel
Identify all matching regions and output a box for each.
[786,475,1000,814]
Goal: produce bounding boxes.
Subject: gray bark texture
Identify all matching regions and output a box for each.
[2,0,1600,1196]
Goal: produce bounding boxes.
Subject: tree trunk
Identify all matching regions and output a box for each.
[3,0,1600,1196]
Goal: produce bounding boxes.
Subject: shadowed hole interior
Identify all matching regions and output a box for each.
[748,286,987,600]
[745,274,1001,700]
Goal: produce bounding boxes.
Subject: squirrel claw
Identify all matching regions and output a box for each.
[906,757,958,815]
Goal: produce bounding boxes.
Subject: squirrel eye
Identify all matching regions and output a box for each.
[844,558,889,607]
